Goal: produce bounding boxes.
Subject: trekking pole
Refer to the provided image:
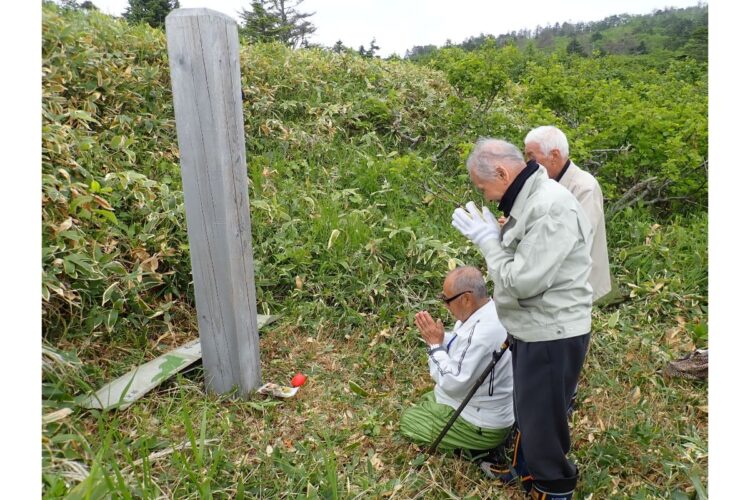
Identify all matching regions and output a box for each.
[426,339,510,455]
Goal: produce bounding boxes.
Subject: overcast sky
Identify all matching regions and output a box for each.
[89,0,707,56]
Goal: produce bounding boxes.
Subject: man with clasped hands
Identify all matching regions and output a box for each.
[451,138,593,500]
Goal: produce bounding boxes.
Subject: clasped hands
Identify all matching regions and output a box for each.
[451,201,502,246]
[414,310,445,346]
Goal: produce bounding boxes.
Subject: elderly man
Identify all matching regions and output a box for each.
[451,138,593,500]
[524,125,611,303]
[400,266,514,458]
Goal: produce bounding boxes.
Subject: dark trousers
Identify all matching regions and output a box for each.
[511,333,590,493]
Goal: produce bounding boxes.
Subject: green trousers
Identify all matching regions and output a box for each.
[400,391,512,452]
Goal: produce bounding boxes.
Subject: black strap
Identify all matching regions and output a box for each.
[426,340,510,455]
[488,359,496,397]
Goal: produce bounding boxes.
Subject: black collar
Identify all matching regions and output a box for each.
[555,159,571,182]
[498,160,540,216]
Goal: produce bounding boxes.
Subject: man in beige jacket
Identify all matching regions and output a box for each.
[523,126,615,419]
[524,126,612,303]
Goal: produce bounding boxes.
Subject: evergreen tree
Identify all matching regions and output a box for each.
[123,0,180,29]
[566,37,585,56]
[366,38,380,58]
[239,0,316,48]
[631,40,648,55]
[239,1,284,44]
[332,40,346,54]
[682,26,708,62]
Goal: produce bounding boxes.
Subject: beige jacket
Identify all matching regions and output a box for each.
[478,167,593,342]
[558,161,612,302]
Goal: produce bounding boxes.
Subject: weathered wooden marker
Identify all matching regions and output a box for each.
[165,9,261,396]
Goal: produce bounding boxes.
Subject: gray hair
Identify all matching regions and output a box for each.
[524,126,569,159]
[447,266,488,299]
[466,137,526,180]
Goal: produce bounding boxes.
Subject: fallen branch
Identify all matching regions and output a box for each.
[431,142,453,162]
[392,114,423,148]
[423,179,463,207]
[590,145,633,154]
[583,144,632,175]
[607,157,707,215]
[607,176,659,215]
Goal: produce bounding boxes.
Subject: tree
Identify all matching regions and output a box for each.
[123,0,180,29]
[431,40,518,113]
[366,38,380,58]
[682,26,708,62]
[55,0,97,10]
[239,1,284,44]
[566,37,585,56]
[239,0,316,48]
[405,44,437,61]
[332,40,346,54]
[631,40,648,55]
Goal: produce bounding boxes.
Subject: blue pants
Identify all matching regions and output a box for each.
[511,333,590,493]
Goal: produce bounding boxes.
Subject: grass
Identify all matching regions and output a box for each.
[43,269,708,498]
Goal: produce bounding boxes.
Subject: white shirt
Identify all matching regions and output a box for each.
[428,300,514,429]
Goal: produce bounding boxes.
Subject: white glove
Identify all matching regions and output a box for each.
[451,202,501,246]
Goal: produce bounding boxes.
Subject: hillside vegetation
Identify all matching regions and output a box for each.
[407,4,708,61]
[42,4,707,498]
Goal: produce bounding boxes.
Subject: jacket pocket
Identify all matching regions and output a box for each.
[517,291,552,328]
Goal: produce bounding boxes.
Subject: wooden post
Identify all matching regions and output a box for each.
[165,9,261,396]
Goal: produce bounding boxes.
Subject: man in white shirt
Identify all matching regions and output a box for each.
[523,125,612,303]
[400,266,514,456]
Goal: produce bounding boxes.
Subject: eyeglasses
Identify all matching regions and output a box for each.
[438,290,472,304]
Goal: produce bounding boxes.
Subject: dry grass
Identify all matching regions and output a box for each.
[43,303,707,498]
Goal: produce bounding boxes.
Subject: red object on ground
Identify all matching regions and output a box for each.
[291,373,307,387]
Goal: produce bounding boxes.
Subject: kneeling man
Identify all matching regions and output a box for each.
[400,266,514,456]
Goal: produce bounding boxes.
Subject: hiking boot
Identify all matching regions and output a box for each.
[530,484,574,500]
[665,349,708,380]
[480,461,533,492]
[480,430,532,492]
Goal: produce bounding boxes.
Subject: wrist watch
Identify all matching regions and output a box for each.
[429,343,442,350]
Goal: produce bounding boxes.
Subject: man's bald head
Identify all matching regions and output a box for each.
[445,266,488,299]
